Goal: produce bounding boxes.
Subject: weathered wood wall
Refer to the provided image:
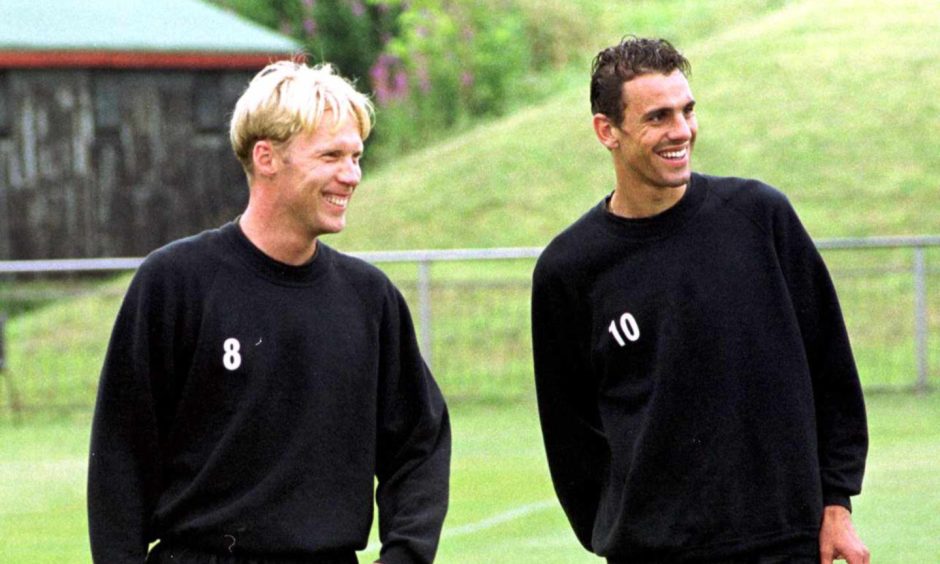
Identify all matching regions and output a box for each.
[0,68,254,259]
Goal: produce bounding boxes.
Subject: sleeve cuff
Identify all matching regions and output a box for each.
[376,545,424,564]
[823,494,852,512]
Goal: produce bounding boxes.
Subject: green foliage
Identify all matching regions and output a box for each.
[364,0,600,161]
[368,2,531,157]
[210,0,602,163]
[212,0,399,83]
[210,0,802,165]
[306,1,392,82]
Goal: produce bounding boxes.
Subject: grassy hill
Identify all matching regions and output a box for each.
[330,0,939,251]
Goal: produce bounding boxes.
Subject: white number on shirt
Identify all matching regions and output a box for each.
[223,338,242,371]
[608,312,640,347]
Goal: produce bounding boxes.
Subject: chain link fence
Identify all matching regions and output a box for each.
[1,237,938,419]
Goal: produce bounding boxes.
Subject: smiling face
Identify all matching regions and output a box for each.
[271,114,364,239]
[598,69,697,195]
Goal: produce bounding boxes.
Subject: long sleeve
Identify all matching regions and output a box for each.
[531,259,608,551]
[87,260,173,562]
[374,288,451,564]
[773,200,868,510]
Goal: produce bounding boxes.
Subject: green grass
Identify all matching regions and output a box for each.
[0,278,112,318]
[822,247,940,390]
[689,0,940,238]
[851,393,940,560]
[1,275,129,416]
[0,413,90,561]
[2,393,939,563]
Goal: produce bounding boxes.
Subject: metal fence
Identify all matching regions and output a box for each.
[0,236,937,418]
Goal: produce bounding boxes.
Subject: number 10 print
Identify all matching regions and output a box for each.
[608,313,640,347]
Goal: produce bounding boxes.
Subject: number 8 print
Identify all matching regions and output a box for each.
[223,338,242,371]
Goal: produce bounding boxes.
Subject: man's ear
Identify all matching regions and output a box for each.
[592,113,620,150]
[252,140,278,177]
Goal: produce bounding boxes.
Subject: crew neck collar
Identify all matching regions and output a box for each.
[221,220,332,286]
[595,173,707,242]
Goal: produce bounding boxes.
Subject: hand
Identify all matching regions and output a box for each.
[819,505,870,563]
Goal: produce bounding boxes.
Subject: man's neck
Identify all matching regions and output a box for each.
[239,205,318,266]
[608,182,687,219]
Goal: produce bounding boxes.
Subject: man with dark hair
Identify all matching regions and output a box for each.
[531,37,869,563]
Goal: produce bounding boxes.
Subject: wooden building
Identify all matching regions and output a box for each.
[0,0,298,259]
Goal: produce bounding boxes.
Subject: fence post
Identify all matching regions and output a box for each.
[417,260,433,370]
[0,313,5,372]
[0,313,22,423]
[913,246,929,393]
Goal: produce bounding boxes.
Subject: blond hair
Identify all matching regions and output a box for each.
[230,60,374,175]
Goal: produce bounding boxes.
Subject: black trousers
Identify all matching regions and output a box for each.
[608,555,819,564]
[145,542,358,564]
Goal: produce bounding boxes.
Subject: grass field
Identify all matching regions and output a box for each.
[1,392,939,562]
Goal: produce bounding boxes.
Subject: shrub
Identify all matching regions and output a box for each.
[213,0,400,84]
[212,0,597,163]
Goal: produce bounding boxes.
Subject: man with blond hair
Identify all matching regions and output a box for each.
[88,61,451,564]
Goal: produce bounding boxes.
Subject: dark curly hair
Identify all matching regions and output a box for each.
[590,36,691,126]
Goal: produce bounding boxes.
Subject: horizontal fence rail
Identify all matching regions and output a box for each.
[4,236,940,273]
[1,236,938,417]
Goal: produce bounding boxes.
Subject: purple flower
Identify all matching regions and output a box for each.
[415,55,431,94]
[393,70,409,97]
[370,54,409,105]
[461,71,474,88]
[303,17,317,36]
[349,0,366,17]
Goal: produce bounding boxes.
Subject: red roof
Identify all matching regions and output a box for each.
[0,50,297,70]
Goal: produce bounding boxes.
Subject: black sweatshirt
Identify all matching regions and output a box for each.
[88,222,450,563]
[531,173,867,561]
